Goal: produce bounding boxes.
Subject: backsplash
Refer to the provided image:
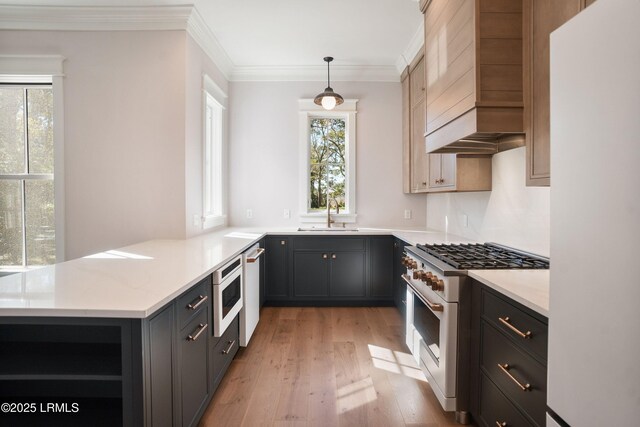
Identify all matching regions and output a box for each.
[426,147,550,257]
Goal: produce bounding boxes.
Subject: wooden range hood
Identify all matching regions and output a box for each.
[421,0,525,155]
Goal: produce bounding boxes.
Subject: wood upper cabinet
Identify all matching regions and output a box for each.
[402,69,411,193]
[409,54,430,193]
[429,153,456,190]
[428,154,492,192]
[524,0,595,186]
[423,0,525,154]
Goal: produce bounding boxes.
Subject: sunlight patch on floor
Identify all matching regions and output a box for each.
[336,376,377,413]
[368,344,427,382]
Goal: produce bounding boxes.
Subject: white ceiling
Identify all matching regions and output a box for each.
[0,0,424,80]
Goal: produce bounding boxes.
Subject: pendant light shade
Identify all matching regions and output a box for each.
[314,57,344,110]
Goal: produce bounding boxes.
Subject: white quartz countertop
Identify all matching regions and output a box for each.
[467,270,550,316]
[0,228,266,318]
[0,225,548,318]
[0,226,471,318]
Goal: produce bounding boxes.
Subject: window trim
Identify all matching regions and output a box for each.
[201,74,228,230]
[298,99,358,223]
[0,55,65,270]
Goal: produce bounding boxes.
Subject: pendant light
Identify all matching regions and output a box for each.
[314,56,344,110]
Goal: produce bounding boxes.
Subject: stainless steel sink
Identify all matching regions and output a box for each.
[297,227,359,232]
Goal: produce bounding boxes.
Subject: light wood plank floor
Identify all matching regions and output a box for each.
[199,307,461,427]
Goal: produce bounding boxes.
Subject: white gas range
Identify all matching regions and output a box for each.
[402,243,549,424]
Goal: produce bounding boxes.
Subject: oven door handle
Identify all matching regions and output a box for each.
[246,247,265,263]
[402,274,443,312]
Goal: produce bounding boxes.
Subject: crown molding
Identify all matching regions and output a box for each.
[396,19,424,74]
[231,65,399,82]
[186,7,234,80]
[0,5,192,31]
[0,4,409,83]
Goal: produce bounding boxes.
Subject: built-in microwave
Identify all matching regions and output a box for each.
[212,255,243,337]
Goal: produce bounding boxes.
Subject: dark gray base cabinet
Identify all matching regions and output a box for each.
[265,235,395,305]
[0,274,238,427]
[470,281,548,427]
[392,238,409,316]
[265,236,290,301]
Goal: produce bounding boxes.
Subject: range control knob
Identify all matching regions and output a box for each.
[410,260,418,269]
[413,270,423,280]
[401,257,409,266]
[432,278,445,292]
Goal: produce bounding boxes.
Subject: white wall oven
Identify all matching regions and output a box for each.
[212,255,243,337]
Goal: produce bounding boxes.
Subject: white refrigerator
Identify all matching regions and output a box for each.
[548,0,640,426]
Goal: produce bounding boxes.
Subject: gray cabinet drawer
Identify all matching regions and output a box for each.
[481,321,546,426]
[478,372,535,427]
[177,277,211,329]
[482,288,547,362]
[293,236,365,251]
[212,316,239,389]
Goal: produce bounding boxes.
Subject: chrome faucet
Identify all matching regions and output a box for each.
[327,197,339,228]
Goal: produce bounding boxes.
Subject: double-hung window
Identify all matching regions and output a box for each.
[0,83,55,269]
[201,75,227,229]
[299,99,357,223]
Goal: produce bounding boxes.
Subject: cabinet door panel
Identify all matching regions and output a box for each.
[370,237,394,298]
[526,0,582,186]
[329,252,366,298]
[439,153,457,188]
[429,154,441,187]
[411,100,429,192]
[293,252,328,297]
[402,74,411,194]
[180,310,209,427]
[148,306,174,427]
[265,237,289,298]
[393,239,408,316]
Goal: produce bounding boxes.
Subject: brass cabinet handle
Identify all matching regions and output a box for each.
[499,316,532,339]
[187,323,208,342]
[497,363,531,391]
[322,254,328,259]
[280,240,286,245]
[222,339,236,354]
[496,422,507,427]
[186,294,208,310]
[331,254,337,259]
[246,247,265,263]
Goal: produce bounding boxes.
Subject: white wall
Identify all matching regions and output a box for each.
[184,35,230,238]
[227,81,427,228]
[426,147,550,256]
[0,30,189,259]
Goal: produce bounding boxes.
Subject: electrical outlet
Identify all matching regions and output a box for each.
[283,209,290,219]
[246,209,253,219]
[404,209,412,219]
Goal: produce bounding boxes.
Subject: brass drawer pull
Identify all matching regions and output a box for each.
[498,316,531,339]
[222,339,236,355]
[187,323,208,342]
[498,363,531,391]
[496,422,507,427]
[186,294,208,310]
